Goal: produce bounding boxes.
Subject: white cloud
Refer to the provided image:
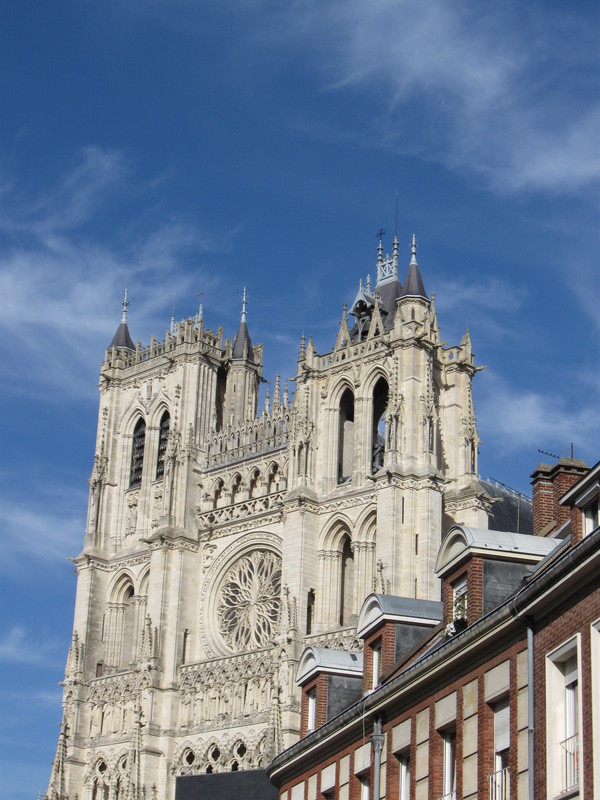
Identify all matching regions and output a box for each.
[0,626,61,665]
[0,147,228,401]
[271,0,600,196]
[477,371,600,461]
[0,490,85,570]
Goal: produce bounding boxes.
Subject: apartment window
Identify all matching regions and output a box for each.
[372,642,381,690]
[451,575,467,632]
[359,774,370,800]
[397,753,410,800]
[490,698,510,800]
[546,639,581,798]
[441,730,456,800]
[307,689,316,731]
[584,496,599,536]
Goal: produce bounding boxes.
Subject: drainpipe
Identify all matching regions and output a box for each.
[527,619,535,800]
[370,718,385,799]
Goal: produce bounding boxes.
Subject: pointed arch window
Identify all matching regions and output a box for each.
[338,388,355,484]
[339,536,355,626]
[371,377,389,473]
[156,411,170,479]
[129,417,146,488]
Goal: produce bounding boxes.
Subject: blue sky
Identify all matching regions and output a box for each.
[0,1,598,796]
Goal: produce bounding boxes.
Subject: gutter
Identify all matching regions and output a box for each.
[268,525,600,786]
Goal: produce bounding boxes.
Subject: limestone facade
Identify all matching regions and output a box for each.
[46,235,494,799]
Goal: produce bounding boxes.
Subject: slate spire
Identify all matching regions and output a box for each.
[232,286,254,361]
[400,234,428,299]
[109,289,135,350]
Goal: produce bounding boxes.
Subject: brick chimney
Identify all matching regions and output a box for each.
[531,458,588,536]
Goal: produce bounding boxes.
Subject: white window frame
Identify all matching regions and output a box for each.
[545,635,582,799]
[307,689,316,731]
[372,642,381,690]
[397,752,410,800]
[584,496,599,536]
[490,697,510,800]
[452,576,467,622]
[442,729,456,799]
[359,773,370,800]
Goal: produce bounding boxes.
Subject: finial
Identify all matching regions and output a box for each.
[342,302,347,318]
[121,288,129,323]
[283,380,289,408]
[299,332,306,359]
[359,277,363,291]
[241,287,248,323]
[198,289,205,325]
[273,372,281,405]
[410,233,418,265]
[366,274,372,292]
[265,388,270,413]
[170,283,176,334]
[377,228,385,263]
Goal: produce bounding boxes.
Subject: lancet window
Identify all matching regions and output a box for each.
[129,417,146,487]
[371,377,389,473]
[338,388,355,484]
[339,535,355,626]
[156,410,170,479]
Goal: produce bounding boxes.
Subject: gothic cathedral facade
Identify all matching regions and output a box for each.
[47,235,492,799]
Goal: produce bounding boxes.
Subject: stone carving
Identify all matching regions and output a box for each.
[126,492,139,536]
[217,550,282,651]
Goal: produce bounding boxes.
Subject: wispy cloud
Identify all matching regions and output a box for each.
[0,489,85,570]
[477,371,600,461]
[0,626,62,665]
[270,0,600,196]
[0,147,228,400]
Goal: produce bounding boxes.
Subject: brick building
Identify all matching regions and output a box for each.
[267,458,599,800]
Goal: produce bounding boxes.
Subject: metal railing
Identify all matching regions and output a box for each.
[489,767,510,800]
[560,733,579,793]
[437,793,456,800]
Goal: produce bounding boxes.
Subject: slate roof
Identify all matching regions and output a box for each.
[109,321,135,351]
[232,320,254,361]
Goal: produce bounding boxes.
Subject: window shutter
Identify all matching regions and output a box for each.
[494,698,510,753]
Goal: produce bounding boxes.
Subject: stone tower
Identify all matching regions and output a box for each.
[46,235,493,800]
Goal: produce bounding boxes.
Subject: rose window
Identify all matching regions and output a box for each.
[216,550,282,650]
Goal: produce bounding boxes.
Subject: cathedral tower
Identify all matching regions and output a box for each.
[46,234,496,800]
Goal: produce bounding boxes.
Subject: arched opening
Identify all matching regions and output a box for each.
[248,469,260,499]
[371,377,389,472]
[337,388,355,484]
[129,417,146,487]
[231,474,242,504]
[120,584,135,668]
[156,411,170,479]
[306,589,315,634]
[339,536,355,626]
[215,366,227,433]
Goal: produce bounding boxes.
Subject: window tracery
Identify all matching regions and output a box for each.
[216,550,282,650]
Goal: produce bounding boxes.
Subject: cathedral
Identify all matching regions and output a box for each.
[46,233,520,799]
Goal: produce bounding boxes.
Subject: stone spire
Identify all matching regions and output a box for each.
[400,235,428,299]
[232,287,254,361]
[109,289,135,350]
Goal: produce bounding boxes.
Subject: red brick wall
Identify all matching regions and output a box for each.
[363,623,396,691]
[531,459,588,536]
[300,673,329,737]
[281,638,528,800]
[533,580,599,800]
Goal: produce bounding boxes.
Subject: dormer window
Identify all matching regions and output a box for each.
[452,576,468,626]
[584,497,599,536]
[307,689,316,731]
[372,642,381,690]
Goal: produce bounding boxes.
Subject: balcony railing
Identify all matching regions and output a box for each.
[437,793,456,800]
[560,733,579,793]
[489,767,510,800]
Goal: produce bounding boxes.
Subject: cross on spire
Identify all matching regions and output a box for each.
[121,288,129,323]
